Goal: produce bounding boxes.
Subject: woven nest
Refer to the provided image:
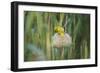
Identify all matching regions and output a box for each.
[52,33,72,48]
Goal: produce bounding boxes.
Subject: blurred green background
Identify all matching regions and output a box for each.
[24,11,90,61]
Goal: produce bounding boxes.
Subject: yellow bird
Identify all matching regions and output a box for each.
[52,25,72,49]
[52,25,72,59]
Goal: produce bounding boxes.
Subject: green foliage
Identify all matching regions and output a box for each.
[24,11,90,61]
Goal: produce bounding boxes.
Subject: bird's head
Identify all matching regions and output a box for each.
[54,26,64,37]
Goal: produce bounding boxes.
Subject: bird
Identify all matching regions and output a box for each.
[52,25,72,49]
[52,25,72,59]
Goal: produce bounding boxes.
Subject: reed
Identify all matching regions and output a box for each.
[24,11,90,61]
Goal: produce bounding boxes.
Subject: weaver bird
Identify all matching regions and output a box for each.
[52,26,72,59]
[52,26,72,49]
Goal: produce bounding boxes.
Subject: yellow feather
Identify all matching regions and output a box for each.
[54,26,64,37]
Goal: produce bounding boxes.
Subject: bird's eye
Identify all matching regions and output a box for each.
[54,28,58,32]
